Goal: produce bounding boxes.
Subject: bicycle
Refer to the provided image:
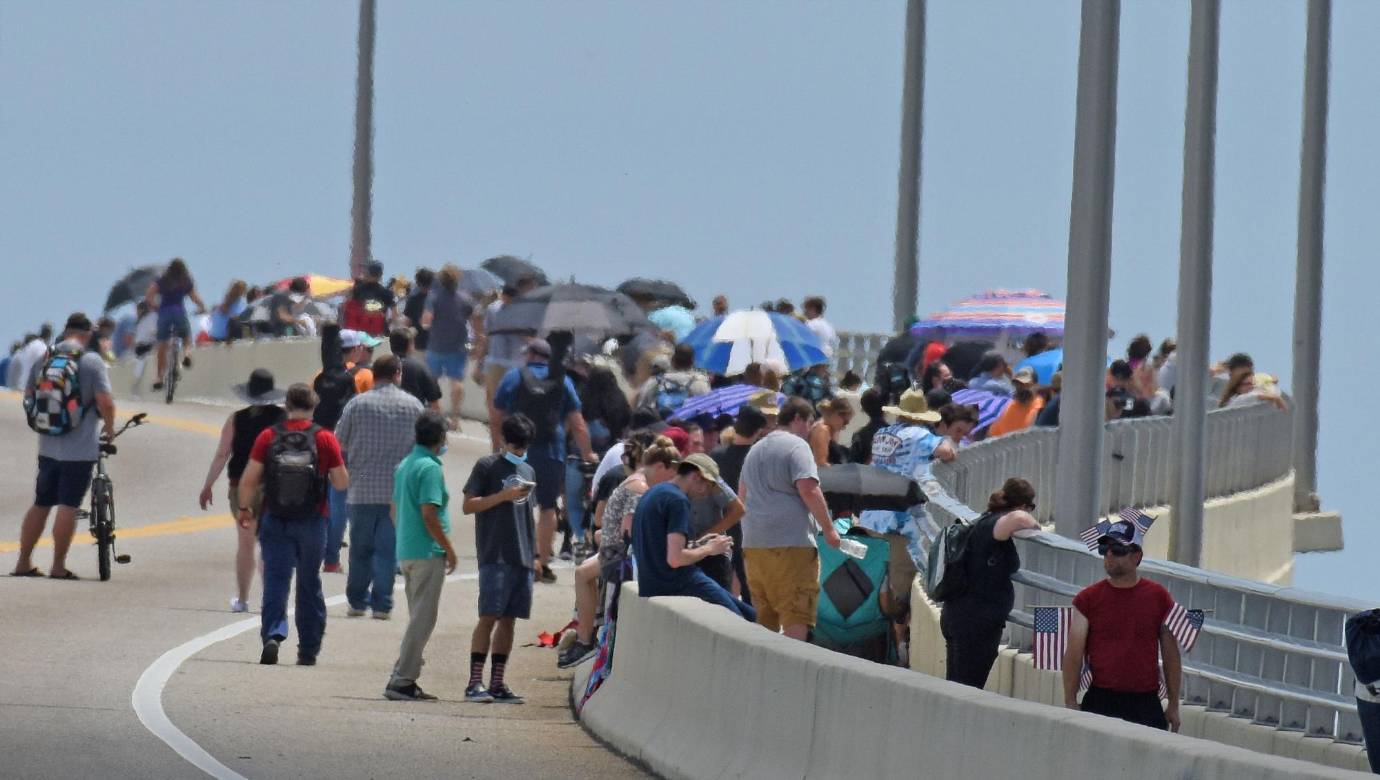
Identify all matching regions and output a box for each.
[78,413,147,580]
[163,336,183,404]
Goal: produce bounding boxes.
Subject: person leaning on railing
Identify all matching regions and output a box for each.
[939,478,1039,688]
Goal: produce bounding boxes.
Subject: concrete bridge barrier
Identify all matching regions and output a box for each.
[573,583,1366,779]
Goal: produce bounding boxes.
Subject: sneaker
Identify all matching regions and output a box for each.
[260,639,280,666]
[229,598,249,613]
[558,640,598,669]
[540,565,557,584]
[464,683,494,703]
[559,536,574,561]
[371,611,391,621]
[322,562,344,574]
[384,682,438,702]
[488,684,524,704]
[346,607,367,617]
[574,540,593,564]
[297,654,316,666]
[151,381,164,391]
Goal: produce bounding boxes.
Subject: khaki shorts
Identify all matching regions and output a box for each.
[744,547,820,631]
[484,363,509,401]
[229,483,263,521]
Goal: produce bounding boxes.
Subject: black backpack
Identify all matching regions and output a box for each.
[923,513,985,602]
[1346,609,1380,695]
[312,366,359,430]
[515,367,563,442]
[264,424,326,521]
[873,361,911,406]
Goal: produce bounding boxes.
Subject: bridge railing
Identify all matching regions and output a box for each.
[915,401,1365,746]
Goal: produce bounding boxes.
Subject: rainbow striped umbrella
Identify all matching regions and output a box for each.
[911,289,1065,339]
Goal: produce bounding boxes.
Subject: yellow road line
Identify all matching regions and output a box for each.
[0,513,234,554]
[0,389,222,436]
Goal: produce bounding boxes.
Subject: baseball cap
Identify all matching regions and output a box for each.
[526,338,552,359]
[680,453,731,493]
[662,426,690,455]
[1012,366,1037,385]
[1098,519,1145,549]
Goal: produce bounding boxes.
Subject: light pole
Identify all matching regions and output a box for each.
[891,0,925,333]
[349,0,377,280]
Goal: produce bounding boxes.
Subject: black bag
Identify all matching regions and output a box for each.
[873,361,911,406]
[264,424,325,521]
[515,367,562,442]
[1346,609,1380,695]
[924,512,988,602]
[312,366,358,430]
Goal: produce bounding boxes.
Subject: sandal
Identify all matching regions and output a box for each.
[49,570,80,581]
[9,567,44,577]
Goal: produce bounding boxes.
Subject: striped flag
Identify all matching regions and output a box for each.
[1117,507,1157,536]
[1165,603,1205,653]
[1032,606,1068,671]
[1079,522,1108,552]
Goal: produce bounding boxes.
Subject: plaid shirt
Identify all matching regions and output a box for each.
[335,383,424,505]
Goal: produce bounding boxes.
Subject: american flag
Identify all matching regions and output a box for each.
[1032,606,1091,688]
[1165,603,1206,653]
[1117,507,1157,536]
[1079,522,1108,552]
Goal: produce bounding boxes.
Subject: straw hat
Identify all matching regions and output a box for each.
[883,387,941,424]
[746,390,780,417]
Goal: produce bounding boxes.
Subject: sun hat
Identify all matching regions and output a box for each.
[746,390,781,417]
[232,368,286,404]
[1012,367,1038,386]
[882,387,942,424]
[680,452,731,494]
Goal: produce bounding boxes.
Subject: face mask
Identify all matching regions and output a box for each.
[438,445,448,456]
[504,450,528,466]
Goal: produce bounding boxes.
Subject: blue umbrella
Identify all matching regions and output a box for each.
[648,305,697,341]
[680,310,826,375]
[1015,348,1065,385]
[669,384,782,422]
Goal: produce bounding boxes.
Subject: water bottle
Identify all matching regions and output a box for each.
[837,538,869,560]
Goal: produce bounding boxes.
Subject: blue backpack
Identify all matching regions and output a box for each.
[653,374,691,419]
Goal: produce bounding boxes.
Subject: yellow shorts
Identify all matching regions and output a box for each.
[744,547,820,631]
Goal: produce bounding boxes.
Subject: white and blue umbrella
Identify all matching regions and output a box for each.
[680,310,827,375]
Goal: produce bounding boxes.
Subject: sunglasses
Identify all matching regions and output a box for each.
[1097,542,1135,557]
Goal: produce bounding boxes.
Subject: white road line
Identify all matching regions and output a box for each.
[132,571,479,779]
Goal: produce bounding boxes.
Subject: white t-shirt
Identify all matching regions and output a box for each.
[590,442,626,500]
[8,338,48,389]
[133,313,158,347]
[806,317,839,359]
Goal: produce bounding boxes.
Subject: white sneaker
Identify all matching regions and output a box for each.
[229,598,249,614]
[371,611,391,621]
[346,607,367,618]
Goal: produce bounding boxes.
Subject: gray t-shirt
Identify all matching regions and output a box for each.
[739,430,819,549]
[689,483,737,538]
[37,343,111,463]
[483,300,524,371]
[424,288,476,354]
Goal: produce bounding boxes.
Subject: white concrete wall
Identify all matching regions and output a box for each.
[574,583,1368,779]
[908,585,1372,775]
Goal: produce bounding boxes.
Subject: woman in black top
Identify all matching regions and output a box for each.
[939,477,1040,688]
[199,369,287,614]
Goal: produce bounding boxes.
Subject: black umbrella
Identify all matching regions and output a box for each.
[481,255,549,287]
[487,283,651,339]
[616,278,696,310]
[818,463,926,515]
[104,264,164,313]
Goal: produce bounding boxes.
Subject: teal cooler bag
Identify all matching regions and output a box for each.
[813,521,895,663]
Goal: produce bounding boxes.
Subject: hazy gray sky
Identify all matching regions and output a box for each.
[1,1,1373,600]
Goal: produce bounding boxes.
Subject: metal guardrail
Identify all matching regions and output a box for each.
[920,496,1366,745]
[834,331,891,382]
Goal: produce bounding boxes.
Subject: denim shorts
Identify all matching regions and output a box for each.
[35,457,95,509]
[426,350,468,381]
[478,563,534,620]
[156,311,191,341]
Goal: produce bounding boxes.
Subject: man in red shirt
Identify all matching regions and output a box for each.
[1063,519,1182,732]
[237,384,349,666]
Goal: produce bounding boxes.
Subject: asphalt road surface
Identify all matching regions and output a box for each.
[0,392,647,779]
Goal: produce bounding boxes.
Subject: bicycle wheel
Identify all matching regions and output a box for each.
[95,499,113,581]
[164,342,179,404]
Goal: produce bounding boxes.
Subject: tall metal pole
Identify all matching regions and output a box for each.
[349,0,377,280]
[1291,0,1330,513]
[1053,0,1120,539]
[1169,0,1221,566]
[891,0,926,332]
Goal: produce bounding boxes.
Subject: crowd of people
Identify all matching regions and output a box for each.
[4,254,1321,745]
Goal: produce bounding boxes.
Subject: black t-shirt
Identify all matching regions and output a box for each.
[710,443,750,492]
[229,405,286,482]
[942,511,1020,628]
[463,454,537,567]
[399,356,441,406]
[353,280,396,309]
[403,289,430,350]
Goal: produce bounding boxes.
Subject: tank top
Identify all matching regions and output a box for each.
[949,511,1021,625]
[228,405,286,482]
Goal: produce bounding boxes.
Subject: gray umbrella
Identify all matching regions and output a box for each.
[104,264,165,313]
[616,278,696,309]
[487,283,651,339]
[459,267,503,296]
[818,464,925,515]
[481,255,549,287]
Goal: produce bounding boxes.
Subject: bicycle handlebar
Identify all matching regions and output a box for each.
[100,413,148,455]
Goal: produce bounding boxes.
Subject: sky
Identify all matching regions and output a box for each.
[0,1,1373,602]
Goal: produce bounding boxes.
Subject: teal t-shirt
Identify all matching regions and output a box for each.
[394,445,450,560]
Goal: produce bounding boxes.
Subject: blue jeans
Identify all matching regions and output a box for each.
[346,504,396,613]
[258,513,327,656]
[564,458,586,542]
[647,570,758,623]
[1359,696,1380,774]
[324,484,348,566]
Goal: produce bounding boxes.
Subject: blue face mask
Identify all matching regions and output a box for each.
[438,445,448,456]
[504,450,528,466]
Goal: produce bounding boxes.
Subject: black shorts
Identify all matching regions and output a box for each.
[35,457,96,509]
[530,455,563,511]
[1080,686,1168,730]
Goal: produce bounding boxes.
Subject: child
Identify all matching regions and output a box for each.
[461,413,538,703]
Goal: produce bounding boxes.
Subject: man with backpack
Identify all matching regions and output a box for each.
[633,344,709,420]
[11,313,115,580]
[493,337,596,584]
[312,326,378,574]
[236,383,349,666]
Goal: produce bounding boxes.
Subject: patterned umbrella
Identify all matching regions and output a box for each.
[668,384,781,422]
[912,289,1065,339]
[950,388,1011,434]
[679,310,826,375]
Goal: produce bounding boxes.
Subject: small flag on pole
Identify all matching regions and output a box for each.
[1079,522,1108,552]
[1032,606,1069,671]
[1164,603,1205,653]
[1117,507,1156,536]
